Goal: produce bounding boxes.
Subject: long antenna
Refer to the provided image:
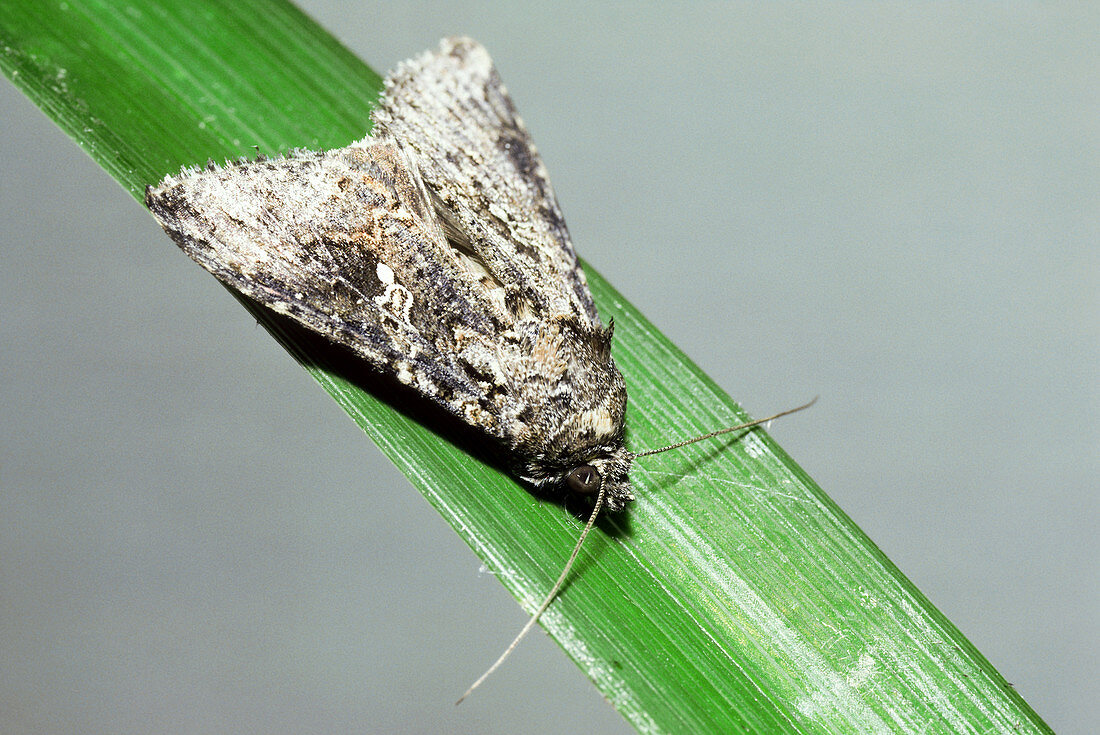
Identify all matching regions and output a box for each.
[456,481,608,705]
[456,397,816,703]
[631,397,818,458]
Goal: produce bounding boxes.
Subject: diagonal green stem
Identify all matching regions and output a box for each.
[1,1,1053,732]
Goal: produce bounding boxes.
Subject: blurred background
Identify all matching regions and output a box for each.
[2,3,1095,733]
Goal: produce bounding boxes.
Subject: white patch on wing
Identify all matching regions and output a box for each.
[375,262,395,285]
[578,409,615,438]
[374,261,420,359]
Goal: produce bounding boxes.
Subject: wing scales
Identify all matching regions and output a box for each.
[372,37,601,327]
[146,141,507,437]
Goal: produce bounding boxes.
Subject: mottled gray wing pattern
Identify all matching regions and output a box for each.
[372,36,602,328]
[145,141,510,438]
[147,37,637,511]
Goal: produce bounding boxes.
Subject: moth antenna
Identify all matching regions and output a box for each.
[456,480,608,705]
[631,397,818,458]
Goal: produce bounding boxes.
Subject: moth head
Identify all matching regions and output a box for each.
[514,442,635,511]
[562,446,634,512]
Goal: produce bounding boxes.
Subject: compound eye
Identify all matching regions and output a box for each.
[565,465,601,495]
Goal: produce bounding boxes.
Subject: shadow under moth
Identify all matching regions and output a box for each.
[145,36,812,701]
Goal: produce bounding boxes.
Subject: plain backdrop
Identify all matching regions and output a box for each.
[2,4,1096,734]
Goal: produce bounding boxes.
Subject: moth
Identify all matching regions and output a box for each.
[146,37,811,700]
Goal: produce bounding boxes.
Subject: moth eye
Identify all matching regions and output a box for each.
[565,465,601,495]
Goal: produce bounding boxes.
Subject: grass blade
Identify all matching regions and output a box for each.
[1,1,1053,731]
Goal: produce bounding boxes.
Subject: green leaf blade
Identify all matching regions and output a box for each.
[1,1,1053,732]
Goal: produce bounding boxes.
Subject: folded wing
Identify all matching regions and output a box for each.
[146,141,511,438]
[372,36,602,328]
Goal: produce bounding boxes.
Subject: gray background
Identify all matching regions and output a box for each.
[2,3,1095,733]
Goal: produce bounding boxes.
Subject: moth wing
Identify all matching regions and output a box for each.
[372,36,602,328]
[146,141,509,438]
